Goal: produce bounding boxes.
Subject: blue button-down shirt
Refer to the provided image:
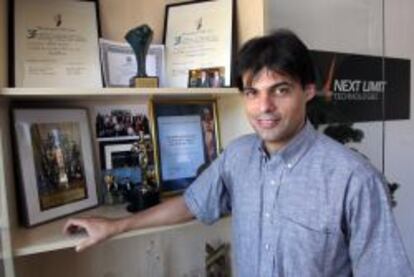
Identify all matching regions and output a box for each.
[184,122,413,276]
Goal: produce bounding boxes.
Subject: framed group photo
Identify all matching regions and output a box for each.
[13,109,97,227]
[163,0,234,87]
[151,100,220,194]
[94,104,151,141]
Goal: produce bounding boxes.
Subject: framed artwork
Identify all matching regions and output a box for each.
[12,0,102,87]
[94,104,151,141]
[151,100,220,194]
[163,0,234,87]
[99,39,165,87]
[13,109,97,227]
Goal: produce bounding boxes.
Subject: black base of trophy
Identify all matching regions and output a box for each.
[123,187,160,213]
[129,76,159,88]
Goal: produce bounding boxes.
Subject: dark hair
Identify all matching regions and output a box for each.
[235,29,315,90]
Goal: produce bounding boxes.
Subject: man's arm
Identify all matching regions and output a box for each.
[346,172,414,276]
[63,196,193,252]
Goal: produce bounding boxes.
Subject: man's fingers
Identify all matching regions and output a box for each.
[75,238,97,252]
[63,218,88,235]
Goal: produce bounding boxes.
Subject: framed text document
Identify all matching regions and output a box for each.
[163,0,234,88]
[13,0,102,87]
[151,100,220,195]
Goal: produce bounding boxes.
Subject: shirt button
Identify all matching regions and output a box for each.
[265,212,271,218]
[265,244,270,250]
[270,180,276,186]
[287,163,292,168]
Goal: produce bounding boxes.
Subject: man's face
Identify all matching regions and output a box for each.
[242,68,315,153]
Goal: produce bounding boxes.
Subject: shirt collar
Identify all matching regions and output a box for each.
[257,121,318,169]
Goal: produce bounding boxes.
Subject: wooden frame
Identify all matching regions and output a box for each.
[151,100,220,195]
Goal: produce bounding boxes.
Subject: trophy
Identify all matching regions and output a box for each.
[125,24,159,88]
[125,131,159,212]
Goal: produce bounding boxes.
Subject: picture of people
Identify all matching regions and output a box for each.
[201,107,217,163]
[30,122,87,211]
[95,105,150,140]
[188,67,225,88]
[100,139,156,205]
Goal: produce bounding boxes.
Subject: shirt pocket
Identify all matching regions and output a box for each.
[275,189,334,276]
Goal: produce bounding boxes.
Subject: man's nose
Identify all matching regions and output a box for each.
[258,92,276,113]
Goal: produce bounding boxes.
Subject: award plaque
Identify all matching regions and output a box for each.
[13,0,102,87]
[125,25,159,88]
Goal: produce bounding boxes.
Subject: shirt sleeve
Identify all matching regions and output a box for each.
[183,152,231,225]
[346,170,414,276]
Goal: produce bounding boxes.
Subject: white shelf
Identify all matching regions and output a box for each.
[0,87,239,101]
[12,204,201,257]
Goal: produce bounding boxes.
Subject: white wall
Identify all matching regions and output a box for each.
[266,0,414,265]
[384,0,414,265]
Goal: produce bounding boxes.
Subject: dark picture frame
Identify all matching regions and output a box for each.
[11,0,102,87]
[13,109,98,227]
[163,0,234,87]
[151,100,221,195]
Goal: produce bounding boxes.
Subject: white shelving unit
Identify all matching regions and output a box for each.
[0,87,249,276]
[0,0,263,275]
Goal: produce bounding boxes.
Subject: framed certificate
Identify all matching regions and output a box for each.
[12,0,102,87]
[99,39,165,87]
[151,100,221,195]
[163,0,234,88]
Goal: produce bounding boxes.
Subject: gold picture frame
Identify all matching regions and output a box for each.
[151,99,221,195]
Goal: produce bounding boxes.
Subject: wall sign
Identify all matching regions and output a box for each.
[310,50,410,123]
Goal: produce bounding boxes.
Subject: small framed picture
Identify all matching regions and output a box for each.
[99,139,154,186]
[151,100,220,195]
[94,104,151,141]
[13,109,98,227]
[188,66,226,88]
[99,39,165,87]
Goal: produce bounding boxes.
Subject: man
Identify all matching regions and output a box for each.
[210,69,225,87]
[64,30,413,276]
[198,70,210,87]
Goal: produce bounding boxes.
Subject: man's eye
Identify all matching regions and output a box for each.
[274,86,290,96]
[243,89,256,97]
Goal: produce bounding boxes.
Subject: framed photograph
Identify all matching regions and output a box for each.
[163,0,234,87]
[99,39,166,87]
[12,0,102,87]
[13,109,98,227]
[188,66,226,88]
[94,104,151,141]
[99,139,154,187]
[151,100,221,194]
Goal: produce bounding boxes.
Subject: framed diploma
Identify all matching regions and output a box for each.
[12,0,102,87]
[99,39,165,88]
[151,100,221,195]
[163,0,234,88]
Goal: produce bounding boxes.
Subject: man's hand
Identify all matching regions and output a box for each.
[63,217,118,252]
[62,196,194,252]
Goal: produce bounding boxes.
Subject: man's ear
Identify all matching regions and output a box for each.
[304,84,316,102]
